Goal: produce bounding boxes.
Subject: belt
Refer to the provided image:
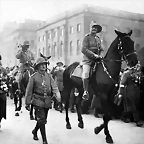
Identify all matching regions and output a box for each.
[34,91,51,97]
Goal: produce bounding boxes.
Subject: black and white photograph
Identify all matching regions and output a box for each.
[0,0,144,144]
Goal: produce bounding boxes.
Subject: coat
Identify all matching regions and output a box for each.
[81,33,103,65]
[16,49,34,72]
[25,72,60,108]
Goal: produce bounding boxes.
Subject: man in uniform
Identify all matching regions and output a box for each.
[16,40,34,90]
[81,21,103,100]
[25,57,61,144]
[115,64,141,106]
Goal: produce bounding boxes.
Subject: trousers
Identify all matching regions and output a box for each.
[82,64,91,79]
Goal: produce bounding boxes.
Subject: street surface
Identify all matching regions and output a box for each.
[0,97,144,144]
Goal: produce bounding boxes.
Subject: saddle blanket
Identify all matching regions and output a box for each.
[71,65,83,78]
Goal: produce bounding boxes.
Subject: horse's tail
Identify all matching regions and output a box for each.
[63,62,79,89]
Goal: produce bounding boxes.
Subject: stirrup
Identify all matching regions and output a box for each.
[82,91,89,100]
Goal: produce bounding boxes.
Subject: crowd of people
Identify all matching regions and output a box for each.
[0,21,144,144]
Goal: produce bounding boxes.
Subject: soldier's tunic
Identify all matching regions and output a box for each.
[16,49,34,72]
[25,71,60,125]
[81,33,103,78]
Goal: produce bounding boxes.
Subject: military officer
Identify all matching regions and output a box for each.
[81,21,103,100]
[25,57,61,144]
[115,64,141,105]
[16,40,34,89]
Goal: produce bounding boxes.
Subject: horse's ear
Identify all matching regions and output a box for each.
[47,56,51,59]
[115,30,122,36]
[128,30,132,36]
[40,52,44,58]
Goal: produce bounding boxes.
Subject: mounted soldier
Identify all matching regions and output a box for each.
[25,57,61,144]
[16,40,35,92]
[81,21,103,100]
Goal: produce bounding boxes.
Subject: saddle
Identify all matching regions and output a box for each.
[71,63,97,78]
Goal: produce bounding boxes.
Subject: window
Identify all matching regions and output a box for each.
[60,29,64,36]
[43,47,45,55]
[53,42,56,57]
[102,25,107,33]
[43,35,45,41]
[48,44,51,55]
[77,24,81,32]
[60,41,63,57]
[48,33,51,39]
[54,31,57,37]
[70,41,73,56]
[134,28,141,37]
[38,48,41,56]
[38,36,41,42]
[77,40,81,55]
[70,26,74,33]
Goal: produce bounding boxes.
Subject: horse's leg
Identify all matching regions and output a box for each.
[94,93,113,144]
[71,91,76,113]
[75,91,84,129]
[14,94,18,111]
[64,88,72,129]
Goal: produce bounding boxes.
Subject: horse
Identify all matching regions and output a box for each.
[62,30,138,143]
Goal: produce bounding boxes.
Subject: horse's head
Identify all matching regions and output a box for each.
[40,53,51,65]
[115,30,138,67]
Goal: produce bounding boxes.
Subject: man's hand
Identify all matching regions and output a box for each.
[25,105,30,111]
[114,93,123,106]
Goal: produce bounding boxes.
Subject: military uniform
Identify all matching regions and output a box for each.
[25,57,61,144]
[81,21,103,100]
[16,40,34,89]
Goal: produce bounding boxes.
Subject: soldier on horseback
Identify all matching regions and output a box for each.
[16,40,35,91]
[81,21,103,100]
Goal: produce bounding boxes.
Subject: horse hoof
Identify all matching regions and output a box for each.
[136,122,143,127]
[106,136,114,144]
[15,112,19,116]
[94,127,102,135]
[66,124,72,129]
[78,122,84,129]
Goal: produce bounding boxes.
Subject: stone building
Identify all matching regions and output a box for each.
[37,4,144,68]
[1,19,43,67]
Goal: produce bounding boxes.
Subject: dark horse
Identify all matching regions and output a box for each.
[63,30,138,143]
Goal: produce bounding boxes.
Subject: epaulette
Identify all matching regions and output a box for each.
[95,35,100,38]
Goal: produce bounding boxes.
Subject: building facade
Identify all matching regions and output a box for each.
[37,5,144,68]
[1,19,43,67]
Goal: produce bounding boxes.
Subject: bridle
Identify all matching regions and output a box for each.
[117,35,137,64]
[100,35,137,85]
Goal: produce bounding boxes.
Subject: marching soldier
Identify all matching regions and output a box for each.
[25,57,61,144]
[81,21,103,100]
[16,40,34,90]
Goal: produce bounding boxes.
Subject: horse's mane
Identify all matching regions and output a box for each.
[104,37,119,58]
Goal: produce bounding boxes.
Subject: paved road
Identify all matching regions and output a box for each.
[0,97,144,144]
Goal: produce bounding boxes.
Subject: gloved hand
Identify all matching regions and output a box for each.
[25,105,30,111]
[114,93,123,106]
[94,54,102,61]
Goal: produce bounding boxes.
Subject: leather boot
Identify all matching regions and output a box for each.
[40,124,48,143]
[32,122,39,140]
[82,78,89,100]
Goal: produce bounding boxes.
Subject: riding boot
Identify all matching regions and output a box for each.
[32,122,39,140]
[40,124,48,144]
[82,78,89,100]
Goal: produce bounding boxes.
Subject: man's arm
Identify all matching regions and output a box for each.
[25,76,34,105]
[16,49,23,59]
